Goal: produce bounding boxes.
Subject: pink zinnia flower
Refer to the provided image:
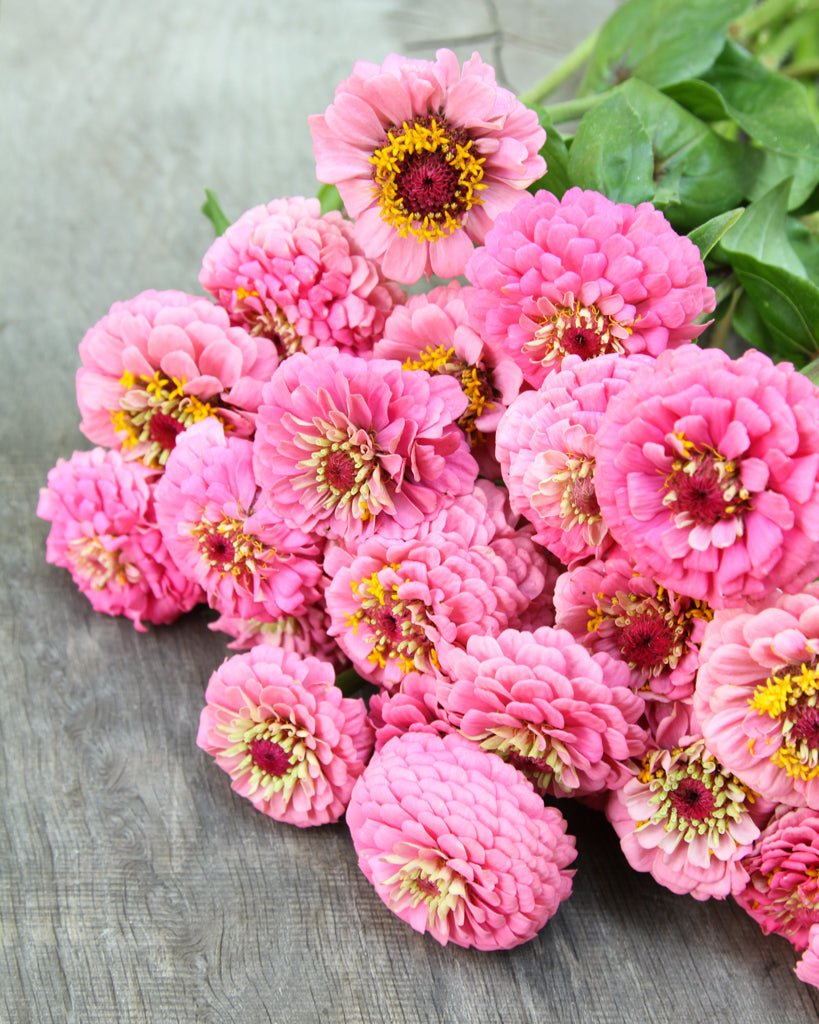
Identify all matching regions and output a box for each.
[252,347,478,540]
[373,281,523,476]
[735,805,819,950]
[465,187,715,388]
[553,553,713,702]
[438,627,648,798]
[154,418,323,621]
[367,671,453,752]
[594,345,819,608]
[309,50,546,284]
[76,289,278,468]
[607,738,763,900]
[196,646,373,827]
[796,925,819,987]
[346,731,575,949]
[37,448,203,630]
[495,354,648,564]
[199,196,404,359]
[694,587,819,808]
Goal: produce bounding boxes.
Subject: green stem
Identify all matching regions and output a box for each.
[519,28,600,106]
[782,58,819,79]
[706,278,742,350]
[542,90,612,125]
[731,0,802,42]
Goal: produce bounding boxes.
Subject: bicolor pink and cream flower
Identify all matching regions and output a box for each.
[309,49,546,284]
[199,196,404,359]
[438,627,648,798]
[465,187,714,388]
[196,646,373,827]
[76,289,278,467]
[495,354,647,564]
[735,805,819,950]
[694,587,819,808]
[553,554,713,702]
[346,731,575,949]
[252,347,478,540]
[607,738,763,900]
[154,419,323,621]
[37,447,203,630]
[594,345,819,608]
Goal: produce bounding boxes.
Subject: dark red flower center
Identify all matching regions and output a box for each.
[395,150,462,218]
[325,450,358,495]
[249,738,292,777]
[666,461,730,525]
[569,473,600,518]
[790,704,819,747]
[668,777,715,821]
[616,613,677,670]
[147,411,185,453]
[564,324,606,358]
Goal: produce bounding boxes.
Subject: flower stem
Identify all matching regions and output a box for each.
[519,28,601,106]
[541,91,611,125]
[731,0,803,42]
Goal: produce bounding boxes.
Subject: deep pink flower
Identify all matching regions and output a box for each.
[495,354,648,564]
[154,418,323,622]
[196,646,373,827]
[796,925,819,987]
[199,196,404,359]
[438,627,648,798]
[594,345,819,608]
[346,731,575,949]
[553,553,713,702]
[367,671,453,751]
[735,805,819,950]
[465,187,715,388]
[76,289,278,468]
[252,347,478,540]
[374,281,523,476]
[309,50,546,284]
[37,448,203,630]
[607,738,763,900]
[694,587,819,808]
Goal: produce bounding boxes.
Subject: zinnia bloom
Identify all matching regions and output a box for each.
[346,731,575,949]
[373,281,523,475]
[594,345,819,608]
[735,805,819,949]
[465,187,715,388]
[367,671,453,751]
[438,627,647,798]
[252,347,477,540]
[37,447,203,630]
[796,925,819,987]
[154,418,323,621]
[553,553,713,702]
[199,196,404,359]
[196,646,373,827]
[76,289,278,467]
[495,354,647,564]
[309,49,546,284]
[607,738,763,900]
[694,587,819,808]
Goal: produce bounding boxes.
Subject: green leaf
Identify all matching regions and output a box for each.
[567,91,654,204]
[317,183,344,215]
[688,207,745,259]
[719,179,807,277]
[201,188,231,236]
[579,0,753,95]
[527,105,571,198]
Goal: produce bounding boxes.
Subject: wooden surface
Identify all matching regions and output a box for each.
[3,1,819,1021]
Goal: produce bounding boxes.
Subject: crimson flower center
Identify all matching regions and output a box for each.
[668,777,716,821]
[248,737,293,777]
[616,614,677,670]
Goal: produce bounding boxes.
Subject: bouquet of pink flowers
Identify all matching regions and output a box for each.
[37,0,819,980]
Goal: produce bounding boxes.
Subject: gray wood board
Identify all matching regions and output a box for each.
[3,1,818,1021]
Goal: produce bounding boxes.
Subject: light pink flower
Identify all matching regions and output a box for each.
[252,347,478,540]
[465,187,715,388]
[154,418,323,621]
[37,447,203,630]
[693,587,819,808]
[796,925,819,987]
[309,50,546,284]
[594,345,819,608]
[495,354,648,564]
[199,196,404,359]
[438,627,648,798]
[324,512,549,691]
[367,671,453,751]
[607,738,763,900]
[373,281,523,476]
[346,731,575,949]
[735,805,819,949]
[553,553,713,702]
[196,646,373,827]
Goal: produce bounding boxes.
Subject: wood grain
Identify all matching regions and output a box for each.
[2,1,818,1021]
